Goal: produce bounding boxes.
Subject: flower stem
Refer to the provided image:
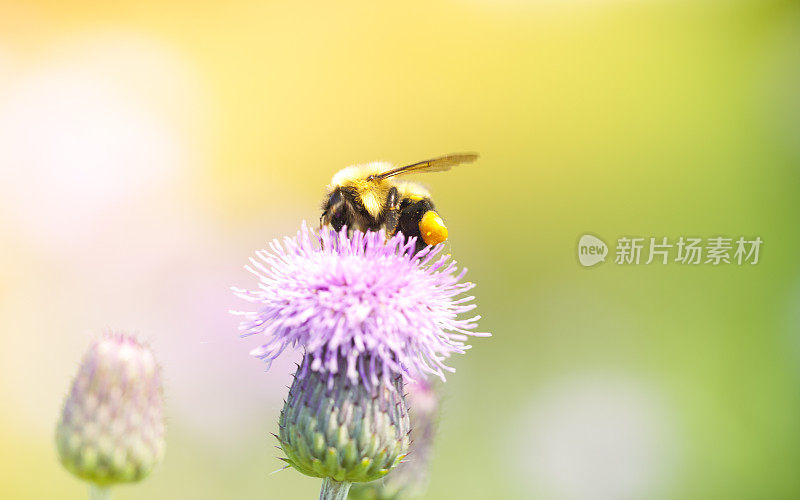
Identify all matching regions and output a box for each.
[89,485,111,500]
[319,478,351,500]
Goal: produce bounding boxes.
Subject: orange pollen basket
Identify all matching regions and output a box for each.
[419,210,448,246]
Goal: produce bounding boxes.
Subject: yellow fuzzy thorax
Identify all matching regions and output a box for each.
[328,162,430,217]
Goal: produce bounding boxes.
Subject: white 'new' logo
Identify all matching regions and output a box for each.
[578,234,608,267]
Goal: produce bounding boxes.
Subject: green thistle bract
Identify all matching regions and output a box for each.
[278,354,410,483]
[348,382,439,499]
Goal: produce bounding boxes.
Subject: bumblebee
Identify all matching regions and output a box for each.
[320,153,478,252]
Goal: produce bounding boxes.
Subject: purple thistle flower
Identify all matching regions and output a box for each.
[232,223,488,388]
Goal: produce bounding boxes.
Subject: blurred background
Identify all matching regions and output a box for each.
[1,0,799,498]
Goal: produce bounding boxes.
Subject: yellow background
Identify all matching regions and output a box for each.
[1,0,799,498]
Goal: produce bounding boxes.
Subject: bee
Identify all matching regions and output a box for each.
[320,153,478,253]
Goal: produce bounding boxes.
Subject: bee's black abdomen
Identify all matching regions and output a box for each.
[398,198,435,254]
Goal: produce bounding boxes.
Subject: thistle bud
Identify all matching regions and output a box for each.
[348,382,439,500]
[278,354,410,483]
[55,333,165,486]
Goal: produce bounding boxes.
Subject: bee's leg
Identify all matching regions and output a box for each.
[398,198,448,254]
[382,187,401,237]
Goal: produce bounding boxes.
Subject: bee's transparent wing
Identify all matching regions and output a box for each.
[374,153,479,179]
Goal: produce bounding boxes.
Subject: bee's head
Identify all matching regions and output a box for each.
[321,187,349,232]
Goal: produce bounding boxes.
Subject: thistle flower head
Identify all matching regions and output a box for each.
[55,332,165,486]
[233,223,488,388]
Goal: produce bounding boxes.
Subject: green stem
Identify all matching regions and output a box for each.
[89,485,111,500]
[319,478,351,500]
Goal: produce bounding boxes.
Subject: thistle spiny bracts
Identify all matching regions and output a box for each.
[278,354,410,482]
[55,333,165,486]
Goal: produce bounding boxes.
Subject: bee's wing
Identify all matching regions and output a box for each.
[374,153,479,179]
